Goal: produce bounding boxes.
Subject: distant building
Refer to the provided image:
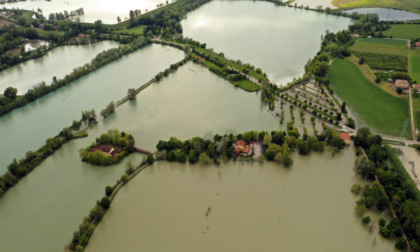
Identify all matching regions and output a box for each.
[234,140,250,155]
[351,34,360,38]
[416,42,420,48]
[78,33,85,38]
[339,133,351,146]
[392,79,410,91]
[413,84,420,92]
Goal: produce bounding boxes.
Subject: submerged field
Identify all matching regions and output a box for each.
[334,0,420,15]
[329,59,410,137]
[85,152,395,252]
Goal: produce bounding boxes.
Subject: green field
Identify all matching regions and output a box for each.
[411,56,420,83]
[329,59,410,137]
[112,25,146,35]
[384,24,420,40]
[333,0,420,15]
[353,51,408,71]
[351,38,409,55]
[236,80,261,92]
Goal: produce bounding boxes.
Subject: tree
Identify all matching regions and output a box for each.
[199,152,211,165]
[395,237,407,250]
[263,134,272,146]
[4,87,17,100]
[147,155,155,164]
[362,216,371,225]
[125,161,135,175]
[358,57,365,65]
[341,102,346,113]
[117,16,121,23]
[128,88,136,100]
[105,186,113,197]
[358,158,376,180]
[396,87,403,94]
[378,218,386,227]
[99,197,111,210]
[94,20,103,33]
[121,174,129,184]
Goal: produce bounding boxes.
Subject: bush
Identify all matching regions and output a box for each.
[105,186,113,197]
[99,197,111,210]
[121,174,129,184]
[147,155,155,164]
[379,227,391,238]
[395,237,407,250]
[378,218,386,227]
[362,216,371,224]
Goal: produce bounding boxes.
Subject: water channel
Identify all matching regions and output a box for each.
[0,40,120,94]
[2,0,163,24]
[86,150,395,252]
[181,0,352,85]
[0,43,185,173]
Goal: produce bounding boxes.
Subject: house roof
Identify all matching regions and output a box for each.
[416,42,420,47]
[413,84,420,89]
[395,79,410,89]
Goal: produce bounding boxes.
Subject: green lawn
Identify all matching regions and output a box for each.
[351,38,409,55]
[353,51,408,71]
[112,25,146,35]
[236,80,261,92]
[384,24,420,40]
[410,56,420,83]
[329,59,410,137]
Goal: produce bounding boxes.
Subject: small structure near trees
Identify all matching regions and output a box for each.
[234,140,250,155]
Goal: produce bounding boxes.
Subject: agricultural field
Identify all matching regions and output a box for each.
[351,38,409,55]
[353,51,408,71]
[410,55,420,83]
[329,59,410,138]
[383,24,420,40]
[333,0,420,15]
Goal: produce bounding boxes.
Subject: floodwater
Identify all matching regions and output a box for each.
[86,149,396,252]
[23,39,49,52]
[344,8,420,21]
[0,41,120,94]
[0,43,185,173]
[3,0,163,24]
[0,61,309,252]
[181,0,352,85]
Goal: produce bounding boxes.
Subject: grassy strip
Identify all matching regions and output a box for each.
[0,125,88,199]
[236,79,261,92]
[411,56,420,83]
[329,59,410,137]
[334,0,420,15]
[193,46,268,82]
[66,161,149,251]
[384,145,420,201]
[111,25,146,35]
[353,52,408,72]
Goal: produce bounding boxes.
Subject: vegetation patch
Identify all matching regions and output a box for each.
[79,129,135,166]
[383,24,420,40]
[329,59,410,137]
[112,25,146,35]
[353,52,408,71]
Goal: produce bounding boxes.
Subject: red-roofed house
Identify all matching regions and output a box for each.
[413,84,420,92]
[234,140,250,155]
[340,133,351,146]
[416,42,420,48]
[392,79,410,91]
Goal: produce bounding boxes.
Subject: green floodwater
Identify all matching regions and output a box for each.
[86,150,395,252]
[0,44,185,174]
[3,0,162,24]
[0,41,120,94]
[181,0,352,85]
[0,61,307,251]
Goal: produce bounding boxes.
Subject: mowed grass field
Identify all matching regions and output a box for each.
[384,24,420,40]
[329,59,410,137]
[351,38,409,55]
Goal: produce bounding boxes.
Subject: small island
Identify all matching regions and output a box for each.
[79,129,135,166]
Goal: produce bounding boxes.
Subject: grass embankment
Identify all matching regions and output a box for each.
[193,47,263,92]
[411,55,420,83]
[329,59,410,137]
[383,24,420,40]
[333,0,420,15]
